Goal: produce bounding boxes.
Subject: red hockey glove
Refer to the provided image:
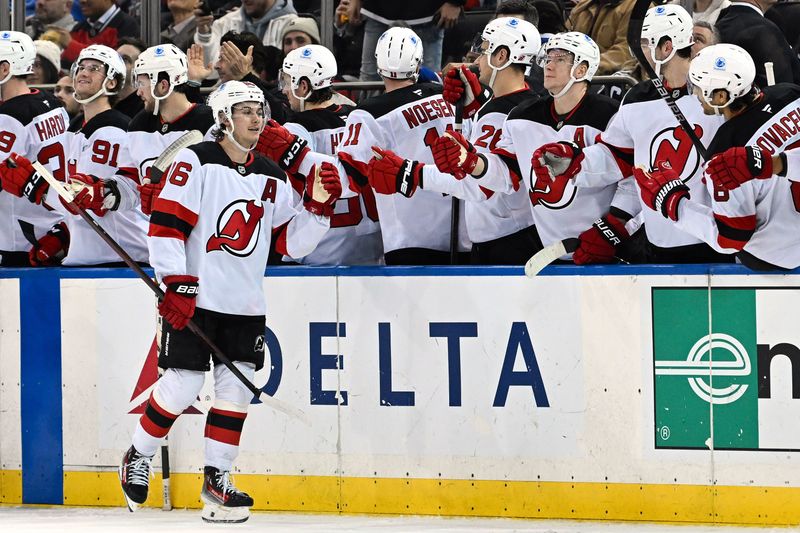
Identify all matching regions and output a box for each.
[68,173,120,216]
[532,141,584,184]
[706,146,773,191]
[29,222,69,266]
[303,162,343,216]
[0,153,49,203]
[573,214,629,265]
[633,162,690,222]
[442,65,487,120]
[158,275,199,331]
[367,146,423,197]
[138,174,166,216]
[255,119,309,174]
[432,131,480,179]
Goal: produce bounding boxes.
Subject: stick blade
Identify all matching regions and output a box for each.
[524,238,579,277]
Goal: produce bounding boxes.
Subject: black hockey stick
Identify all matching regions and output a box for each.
[626,0,709,161]
[32,162,309,424]
[449,101,464,265]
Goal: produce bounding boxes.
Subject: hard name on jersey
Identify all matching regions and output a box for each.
[401,96,454,130]
[35,113,67,142]
[754,105,800,154]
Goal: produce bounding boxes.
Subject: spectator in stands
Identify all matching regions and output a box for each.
[534,0,567,36]
[765,0,800,55]
[25,0,75,40]
[692,21,719,58]
[566,0,637,75]
[52,0,140,64]
[194,0,297,67]
[281,16,320,55]
[161,0,200,51]
[190,31,291,123]
[54,74,81,119]
[337,0,466,80]
[716,0,800,86]
[687,0,730,24]
[114,37,146,118]
[30,40,62,85]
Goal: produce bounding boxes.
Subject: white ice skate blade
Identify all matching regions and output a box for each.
[201,501,250,524]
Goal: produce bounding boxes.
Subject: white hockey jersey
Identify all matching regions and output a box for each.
[675,84,800,269]
[127,103,215,195]
[299,83,469,254]
[575,82,724,248]
[149,141,330,316]
[420,87,536,244]
[0,90,69,254]
[44,109,150,266]
[282,104,382,265]
[473,91,625,248]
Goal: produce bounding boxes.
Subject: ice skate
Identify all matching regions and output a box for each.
[119,445,153,512]
[200,466,253,523]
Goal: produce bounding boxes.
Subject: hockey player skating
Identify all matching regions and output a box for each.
[257,26,467,265]
[633,44,800,270]
[533,5,729,264]
[0,44,150,266]
[430,30,625,263]
[267,44,382,265]
[0,31,70,266]
[119,80,340,523]
[366,17,540,264]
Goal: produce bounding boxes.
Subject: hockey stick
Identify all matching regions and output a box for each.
[524,213,644,276]
[148,130,204,184]
[449,102,463,265]
[765,62,776,86]
[32,162,310,425]
[161,434,172,510]
[627,0,708,161]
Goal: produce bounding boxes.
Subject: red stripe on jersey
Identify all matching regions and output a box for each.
[153,198,199,227]
[714,213,756,250]
[118,167,140,184]
[596,135,634,178]
[149,223,187,241]
[204,426,243,446]
[338,152,369,190]
[492,147,522,191]
[272,222,289,257]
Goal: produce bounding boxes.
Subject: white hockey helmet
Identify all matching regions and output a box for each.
[375,27,424,81]
[208,80,268,151]
[134,44,189,114]
[281,44,337,110]
[0,31,36,83]
[482,17,541,67]
[689,44,756,113]
[641,4,694,75]
[71,44,127,104]
[538,31,600,98]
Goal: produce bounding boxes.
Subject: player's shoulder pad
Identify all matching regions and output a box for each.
[290,108,347,132]
[127,109,157,132]
[568,92,620,129]
[172,103,215,132]
[81,108,131,138]
[0,89,62,125]
[478,89,538,119]
[619,80,690,106]
[357,82,443,119]
[186,141,287,181]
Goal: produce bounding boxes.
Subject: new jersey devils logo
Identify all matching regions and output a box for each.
[529,127,586,209]
[649,125,704,182]
[206,199,264,257]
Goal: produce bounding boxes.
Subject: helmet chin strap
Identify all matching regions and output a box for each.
[486,52,512,89]
[74,79,117,105]
[291,85,308,112]
[223,112,266,154]
[0,69,13,102]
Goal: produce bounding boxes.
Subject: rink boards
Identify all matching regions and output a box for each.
[1,264,800,525]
